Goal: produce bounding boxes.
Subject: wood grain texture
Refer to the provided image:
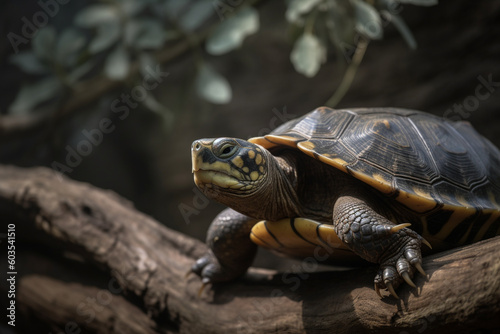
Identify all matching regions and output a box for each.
[0,165,499,333]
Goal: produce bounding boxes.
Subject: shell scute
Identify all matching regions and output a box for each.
[249,107,500,214]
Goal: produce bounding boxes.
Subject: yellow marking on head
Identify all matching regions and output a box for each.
[193,170,240,189]
[250,171,259,181]
[232,156,244,168]
[243,167,250,173]
[248,150,255,159]
[255,154,263,165]
[193,157,238,176]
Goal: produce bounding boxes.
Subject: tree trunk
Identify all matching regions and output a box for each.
[0,165,499,333]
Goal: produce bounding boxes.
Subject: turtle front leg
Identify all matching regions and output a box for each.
[192,208,258,284]
[333,195,429,298]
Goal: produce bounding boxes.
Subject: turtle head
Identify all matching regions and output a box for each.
[191,137,299,219]
[191,137,268,195]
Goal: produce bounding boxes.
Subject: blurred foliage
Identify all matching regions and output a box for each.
[8,0,437,117]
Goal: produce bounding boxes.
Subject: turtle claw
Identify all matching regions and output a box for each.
[415,262,427,276]
[390,223,412,234]
[421,238,432,250]
[402,272,416,288]
[375,283,382,298]
[386,282,399,299]
[198,278,211,297]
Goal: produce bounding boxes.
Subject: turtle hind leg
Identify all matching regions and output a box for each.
[191,208,258,284]
[333,195,430,298]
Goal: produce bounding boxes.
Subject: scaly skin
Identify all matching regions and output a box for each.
[191,208,257,283]
[333,195,427,297]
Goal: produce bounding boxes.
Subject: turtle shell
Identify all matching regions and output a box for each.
[249,107,500,245]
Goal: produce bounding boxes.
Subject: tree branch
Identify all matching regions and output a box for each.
[0,165,499,333]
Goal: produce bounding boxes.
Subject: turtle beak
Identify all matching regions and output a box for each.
[191,139,213,173]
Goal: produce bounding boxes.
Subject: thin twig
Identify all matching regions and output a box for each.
[325,38,369,108]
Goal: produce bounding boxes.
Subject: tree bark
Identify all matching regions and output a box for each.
[0,165,499,333]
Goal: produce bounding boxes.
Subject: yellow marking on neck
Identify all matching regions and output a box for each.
[243,167,250,173]
[250,171,259,181]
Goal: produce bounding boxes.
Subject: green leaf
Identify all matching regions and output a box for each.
[398,0,438,6]
[75,5,119,28]
[139,52,157,78]
[206,7,259,55]
[195,64,232,104]
[164,0,188,20]
[32,26,56,62]
[327,1,356,50]
[290,33,326,77]
[285,0,322,24]
[125,19,165,50]
[89,21,121,54]
[10,52,48,75]
[66,60,96,85]
[105,46,130,80]
[8,76,62,115]
[56,28,86,66]
[382,11,417,49]
[121,0,149,16]
[352,0,383,40]
[179,0,214,31]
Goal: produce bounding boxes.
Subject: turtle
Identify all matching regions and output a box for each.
[190,107,500,298]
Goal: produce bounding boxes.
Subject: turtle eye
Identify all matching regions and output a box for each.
[218,143,238,159]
